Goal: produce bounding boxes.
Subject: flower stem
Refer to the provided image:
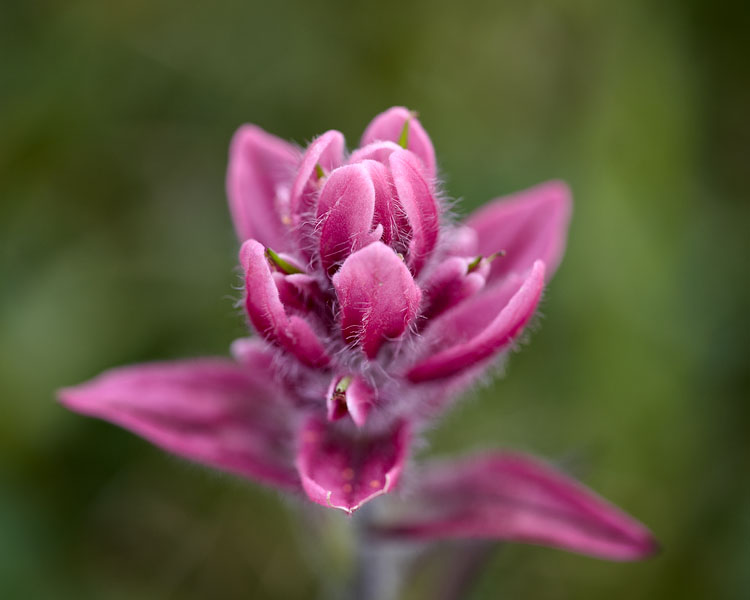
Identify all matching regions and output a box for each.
[349,505,403,600]
[436,541,497,600]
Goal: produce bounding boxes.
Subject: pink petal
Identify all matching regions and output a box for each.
[296,418,409,513]
[289,130,345,227]
[360,107,437,180]
[373,452,658,561]
[407,261,545,382]
[317,164,381,274]
[240,240,288,334]
[59,359,299,490]
[326,375,376,428]
[465,180,572,283]
[332,242,422,359]
[361,158,403,246]
[389,149,440,275]
[226,125,299,247]
[240,239,330,368]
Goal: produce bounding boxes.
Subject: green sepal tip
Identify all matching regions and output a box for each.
[335,376,353,394]
[265,247,304,275]
[467,255,483,274]
[397,119,410,149]
[467,250,506,274]
[487,250,506,263]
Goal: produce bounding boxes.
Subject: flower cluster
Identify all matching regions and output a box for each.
[60,107,656,560]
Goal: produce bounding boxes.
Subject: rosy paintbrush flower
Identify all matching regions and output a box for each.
[59,107,656,561]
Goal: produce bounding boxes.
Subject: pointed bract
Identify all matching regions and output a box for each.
[240,239,330,367]
[290,130,345,226]
[226,125,299,248]
[466,180,572,282]
[361,107,437,180]
[407,261,545,382]
[372,452,658,561]
[59,359,300,490]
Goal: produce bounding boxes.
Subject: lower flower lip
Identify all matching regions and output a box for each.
[295,418,410,513]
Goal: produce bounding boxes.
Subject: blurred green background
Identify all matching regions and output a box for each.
[2,0,748,598]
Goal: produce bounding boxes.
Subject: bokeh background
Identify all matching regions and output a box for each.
[2,0,748,598]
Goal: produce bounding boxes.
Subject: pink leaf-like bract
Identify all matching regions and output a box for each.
[59,359,299,490]
[240,239,330,368]
[466,180,572,282]
[290,130,345,226]
[407,260,545,382]
[226,125,299,248]
[361,106,437,180]
[373,452,657,561]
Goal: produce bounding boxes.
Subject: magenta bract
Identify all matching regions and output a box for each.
[59,107,656,560]
[374,452,658,561]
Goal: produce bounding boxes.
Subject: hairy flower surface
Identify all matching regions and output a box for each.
[60,107,656,560]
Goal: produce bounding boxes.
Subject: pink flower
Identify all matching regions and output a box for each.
[59,107,656,561]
